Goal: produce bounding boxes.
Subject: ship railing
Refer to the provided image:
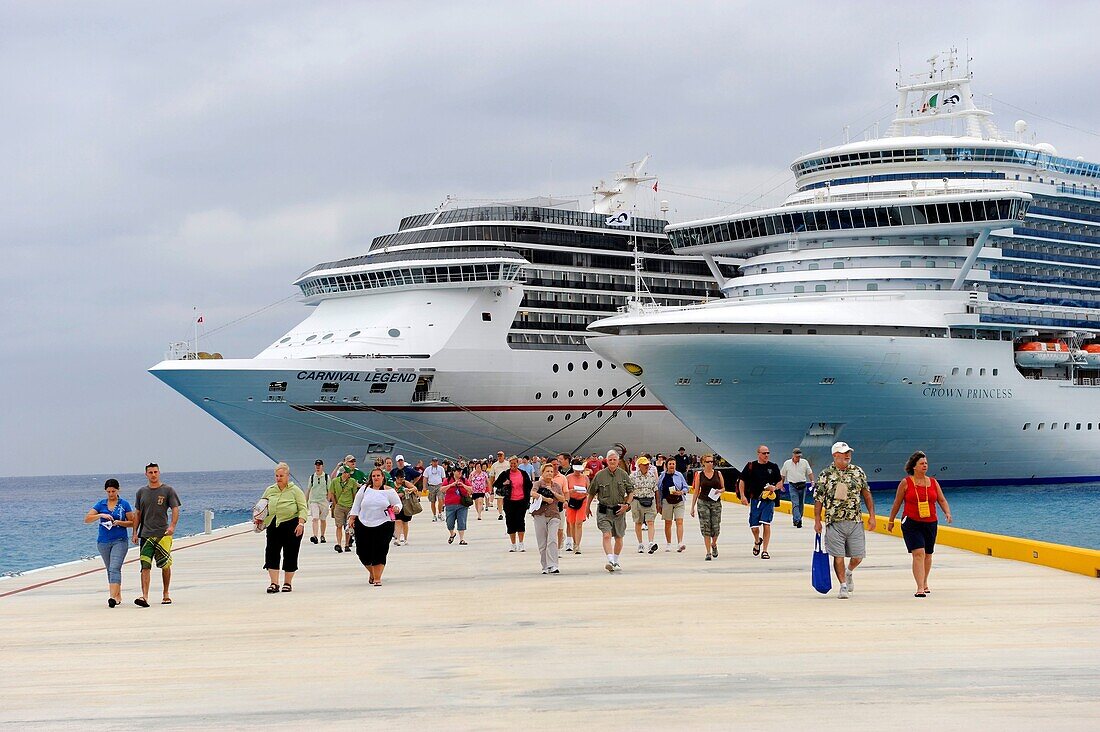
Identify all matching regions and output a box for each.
[1057,183,1100,200]
[791,186,1015,206]
[411,391,449,403]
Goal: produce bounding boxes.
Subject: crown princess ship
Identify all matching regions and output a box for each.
[587,52,1100,487]
[150,160,729,477]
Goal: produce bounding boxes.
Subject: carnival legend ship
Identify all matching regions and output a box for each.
[588,52,1100,487]
[151,160,729,478]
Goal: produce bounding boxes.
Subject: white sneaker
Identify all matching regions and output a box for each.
[508,545,517,553]
[637,543,645,553]
[612,562,622,571]
[677,544,686,552]
[518,542,525,552]
[838,583,850,599]
[549,567,560,574]
[845,569,854,593]
[665,544,672,552]
[541,567,549,574]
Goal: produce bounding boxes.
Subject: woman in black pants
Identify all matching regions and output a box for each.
[347,468,403,586]
[254,462,307,593]
[493,455,532,552]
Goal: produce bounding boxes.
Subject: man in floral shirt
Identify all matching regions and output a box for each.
[813,442,876,599]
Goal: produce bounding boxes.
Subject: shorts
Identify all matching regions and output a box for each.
[596,509,627,538]
[825,520,866,558]
[333,504,351,525]
[748,498,775,527]
[139,536,173,569]
[309,502,330,520]
[901,518,938,554]
[661,501,685,521]
[472,492,486,499]
[697,499,722,537]
[395,510,413,523]
[427,485,443,502]
[565,496,589,524]
[630,498,657,523]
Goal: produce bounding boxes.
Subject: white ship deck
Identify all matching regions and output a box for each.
[2,506,1098,729]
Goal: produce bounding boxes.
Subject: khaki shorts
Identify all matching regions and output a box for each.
[309,502,330,520]
[661,501,685,521]
[825,520,866,558]
[630,498,657,523]
[596,510,627,538]
[427,484,443,502]
[333,504,351,525]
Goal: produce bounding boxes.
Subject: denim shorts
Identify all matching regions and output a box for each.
[748,498,775,527]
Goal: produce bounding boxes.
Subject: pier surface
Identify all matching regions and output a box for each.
[2,505,1098,730]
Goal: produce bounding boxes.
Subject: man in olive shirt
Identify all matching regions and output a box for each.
[329,464,360,553]
[587,450,634,573]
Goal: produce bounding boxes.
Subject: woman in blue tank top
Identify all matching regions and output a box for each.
[84,478,135,608]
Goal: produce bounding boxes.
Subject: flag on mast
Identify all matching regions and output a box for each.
[196,315,204,324]
[605,211,632,227]
[652,180,658,193]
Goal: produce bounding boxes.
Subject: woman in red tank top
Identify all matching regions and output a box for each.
[887,451,953,597]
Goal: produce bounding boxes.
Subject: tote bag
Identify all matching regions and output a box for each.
[811,533,832,594]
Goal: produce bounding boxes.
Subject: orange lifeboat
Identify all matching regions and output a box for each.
[1083,343,1100,367]
[1015,341,1071,367]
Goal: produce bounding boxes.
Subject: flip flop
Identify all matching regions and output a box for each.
[108,598,117,608]
[134,598,150,608]
[161,598,173,605]
[914,592,927,598]
[753,539,762,556]
[923,588,932,594]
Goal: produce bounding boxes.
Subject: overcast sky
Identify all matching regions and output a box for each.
[2,1,1098,477]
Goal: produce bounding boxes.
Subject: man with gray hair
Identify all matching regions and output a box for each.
[814,441,876,599]
[587,450,635,572]
[781,448,814,529]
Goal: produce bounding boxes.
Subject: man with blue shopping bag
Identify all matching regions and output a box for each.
[813,442,875,599]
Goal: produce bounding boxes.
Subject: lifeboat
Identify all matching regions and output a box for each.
[1082,344,1100,367]
[1015,341,1071,367]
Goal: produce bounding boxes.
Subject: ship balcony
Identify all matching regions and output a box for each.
[411,391,449,404]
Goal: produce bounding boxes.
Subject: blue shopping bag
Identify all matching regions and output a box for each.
[811,533,832,594]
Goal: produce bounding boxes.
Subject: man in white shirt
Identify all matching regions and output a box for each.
[424,457,447,522]
[780,447,814,529]
[488,451,509,521]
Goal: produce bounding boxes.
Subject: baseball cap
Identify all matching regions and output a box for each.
[314,459,324,465]
[431,457,439,462]
[831,441,853,454]
[792,448,802,455]
[395,454,405,462]
[636,456,650,465]
[572,462,584,471]
[344,454,356,461]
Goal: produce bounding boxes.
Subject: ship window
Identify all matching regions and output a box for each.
[1023,422,1031,430]
[832,261,844,269]
[565,413,571,420]
[596,360,604,369]
[808,263,820,271]
[1037,423,1044,430]
[1064,422,1070,430]
[388,329,401,337]
[321,382,339,393]
[598,411,604,418]
[349,331,361,338]
[611,364,616,369]
[808,329,817,334]
[866,283,878,291]
[1077,423,1082,430]
[278,337,291,344]
[820,377,835,385]
[269,381,288,392]
[640,388,646,397]
[597,388,604,397]
[568,390,574,397]
[535,392,542,400]
[900,260,911,268]
[992,369,999,375]
[567,362,574,372]
[965,368,973,376]
[794,286,805,293]
[553,364,559,373]
[951,368,959,375]
[756,288,763,295]
[370,383,387,394]
[482,312,492,321]
[322,333,333,340]
[612,388,619,396]
[677,378,691,385]
[306,335,318,341]
[815,285,826,292]
[582,361,589,370]
[1090,424,1094,430]
[583,389,589,396]
[783,329,793,334]
[552,391,559,398]
[547,415,554,422]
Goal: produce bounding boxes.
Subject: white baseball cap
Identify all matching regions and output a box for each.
[831,441,853,454]
[395,454,405,462]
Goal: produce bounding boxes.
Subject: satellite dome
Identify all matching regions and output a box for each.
[1014,120,1028,134]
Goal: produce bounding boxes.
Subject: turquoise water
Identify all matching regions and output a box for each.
[0,470,1097,575]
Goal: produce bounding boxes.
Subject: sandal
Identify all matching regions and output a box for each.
[914,592,927,598]
[448,534,455,544]
[761,551,770,560]
[281,584,292,592]
[459,540,468,545]
[753,539,762,556]
[161,598,173,605]
[368,577,375,585]
[134,597,150,608]
[267,583,279,594]
[923,588,931,594]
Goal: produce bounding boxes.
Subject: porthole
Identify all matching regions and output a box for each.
[535,392,542,400]
[553,364,559,373]
[597,388,604,397]
[567,362,574,372]
[597,360,604,369]
[547,415,554,422]
[582,361,589,370]
[610,364,616,369]
[980,368,986,376]
[306,335,318,341]
[583,389,589,397]
[552,391,558,398]
[965,368,973,376]
[992,368,999,376]
[279,337,291,344]
[565,413,571,421]
[568,390,574,397]
[1023,422,1031,430]
[349,330,361,338]
[627,411,633,418]
[641,388,647,397]
[597,411,604,418]
[322,333,334,340]
[612,388,618,397]
[388,329,401,338]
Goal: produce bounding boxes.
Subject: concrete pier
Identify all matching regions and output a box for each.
[2,505,1098,730]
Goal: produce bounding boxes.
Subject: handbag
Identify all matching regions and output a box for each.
[459,489,474,508]
[402,490,423,516]
[811,534,832,594]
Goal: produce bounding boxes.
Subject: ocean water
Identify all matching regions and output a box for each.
[0,470,1097,576]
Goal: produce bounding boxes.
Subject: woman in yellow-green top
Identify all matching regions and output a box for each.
[254,462,308,593]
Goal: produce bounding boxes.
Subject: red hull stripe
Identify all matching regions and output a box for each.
[291,404,669,413]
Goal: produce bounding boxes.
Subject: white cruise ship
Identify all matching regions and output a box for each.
[588,53,1100,488]
[151,160,727,478]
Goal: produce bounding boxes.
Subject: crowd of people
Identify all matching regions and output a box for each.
[84,443,953,607]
